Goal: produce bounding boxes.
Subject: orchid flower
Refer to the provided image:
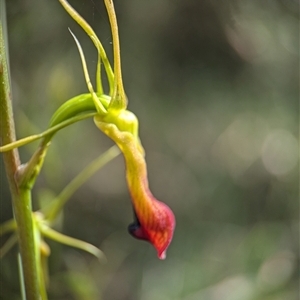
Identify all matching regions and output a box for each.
[0,1,176,298]
[59,0,176,258]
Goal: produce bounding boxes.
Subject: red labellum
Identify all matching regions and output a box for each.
[128,200,175,260]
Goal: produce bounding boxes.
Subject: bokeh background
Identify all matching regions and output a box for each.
[1,0,299,299]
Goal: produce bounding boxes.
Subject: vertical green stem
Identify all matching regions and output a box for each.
[0,2,40,299]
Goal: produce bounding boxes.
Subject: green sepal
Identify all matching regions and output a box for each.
[49,93,110,127]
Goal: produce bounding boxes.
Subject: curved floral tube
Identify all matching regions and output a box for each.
[95,118,175,259]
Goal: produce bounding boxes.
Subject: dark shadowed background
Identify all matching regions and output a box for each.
[1,0,299,299]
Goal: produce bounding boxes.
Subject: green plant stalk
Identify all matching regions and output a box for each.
[0,111,97,152]
[0,9,40,300]
[18,254,26,300]
[45,145,120,223]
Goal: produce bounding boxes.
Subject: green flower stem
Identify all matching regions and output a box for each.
[0,111,97,152]
[0,91,111,153]
[17,254,26,300]
[0,7,40,299]
[19,188,42,299]
[45,145,120,223]
[32,218,48,300]
[2,111,98,193]
[40,225,105,260]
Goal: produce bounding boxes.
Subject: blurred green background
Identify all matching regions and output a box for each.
[1,0,299,299]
